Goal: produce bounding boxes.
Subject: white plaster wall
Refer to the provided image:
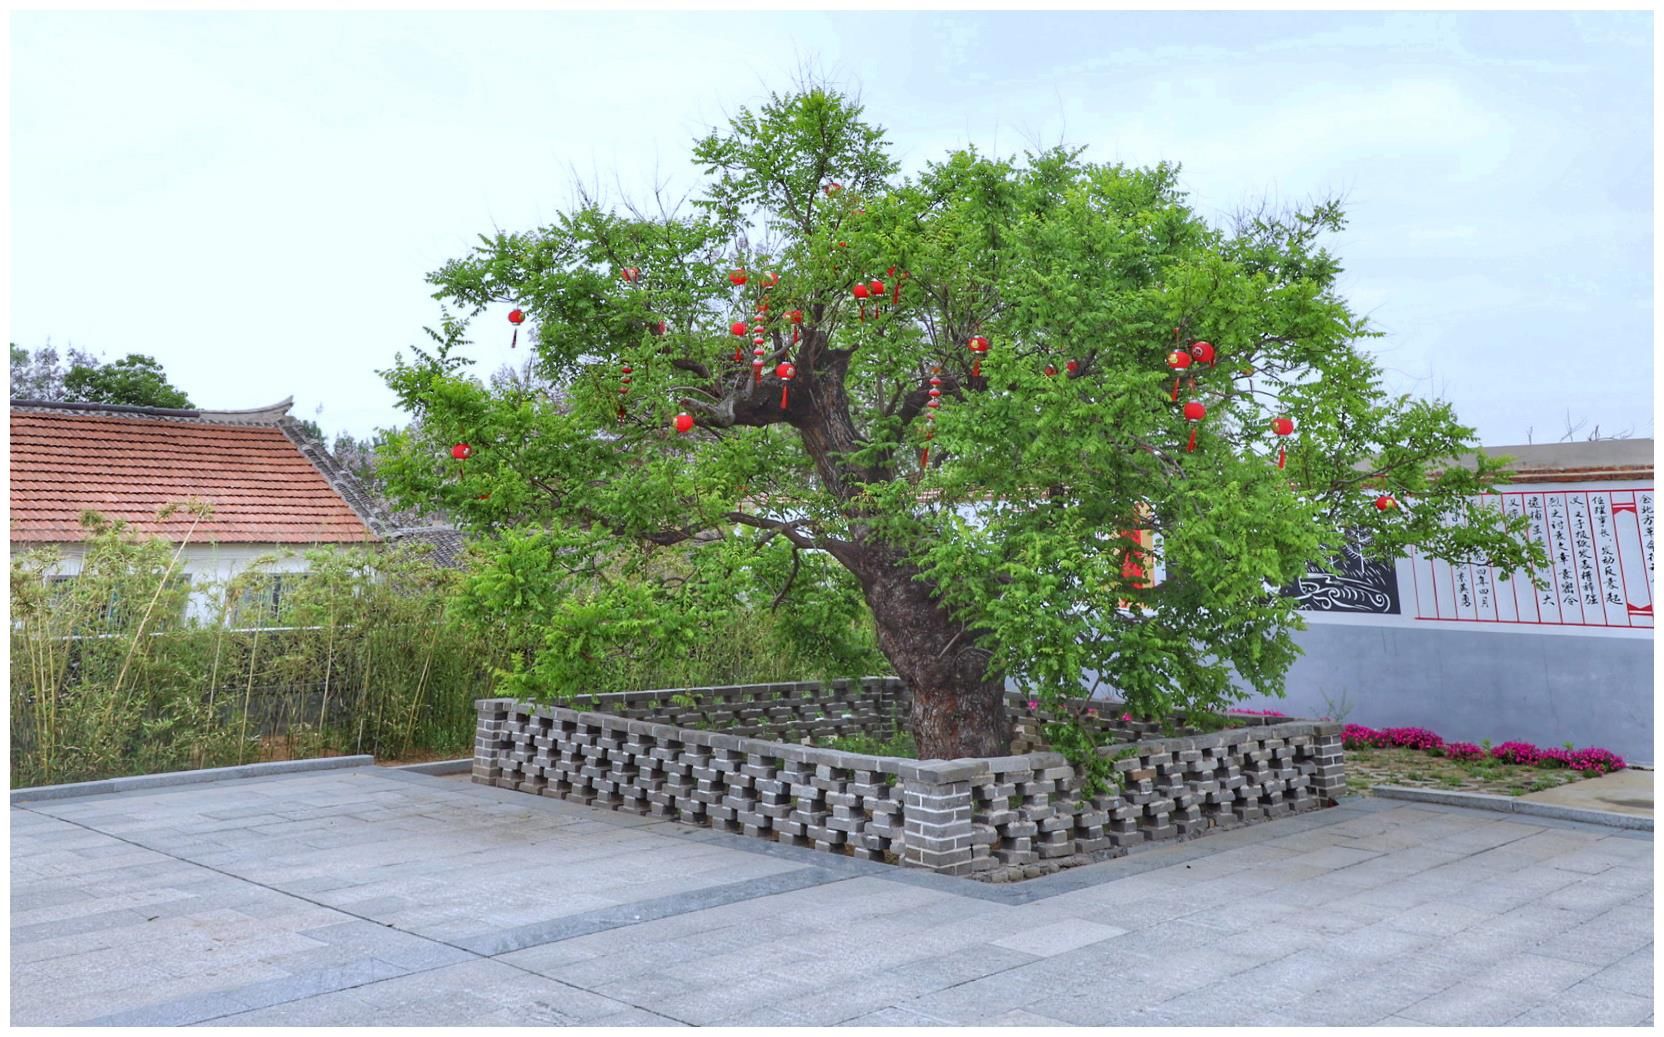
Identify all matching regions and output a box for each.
[17,541,318,623]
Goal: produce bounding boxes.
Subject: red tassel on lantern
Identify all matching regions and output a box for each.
[1167,349,1192,400]
[508,308,525,349]
[618,363,633,422]
[1183,400,1206,452]
[1271,415,1294,469]
[789,309,803,345]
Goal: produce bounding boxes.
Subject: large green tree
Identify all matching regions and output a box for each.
[10,344,193,408]
[381,87,1540,762]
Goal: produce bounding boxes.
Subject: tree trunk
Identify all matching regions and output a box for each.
[850,545,1012,760]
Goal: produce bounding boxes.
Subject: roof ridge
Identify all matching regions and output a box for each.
[9,398,295,425]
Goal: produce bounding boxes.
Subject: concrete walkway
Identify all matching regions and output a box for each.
[1521,767,1655,819]
[10,764,1653,1027]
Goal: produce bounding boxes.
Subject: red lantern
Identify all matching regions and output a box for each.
[869,279,885,314]
[776,361,796,409]
[968,336,990,377]
[620,267,641,283]
[920,369,943,468]
[1183,400,1206,453]
[507,308,526,349]
[730,321,748,337]
[1065,359,1080,375]
[824,182,842,195]
[674,412,695,434]
[729,269,748,286]
[852,282,870,321]
[618,364,633,421]
[450,442,472,461]
[763,271,780,288]
[788,309,804,345]
[651,320,666,337]
[1271,415,1294,469]
[1044,364,1058,378]
[1375,494,1398,511]
[1189,340,1215,366]
[1167,349,1192,400]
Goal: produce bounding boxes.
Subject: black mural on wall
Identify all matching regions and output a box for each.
[1283,528,1401,614]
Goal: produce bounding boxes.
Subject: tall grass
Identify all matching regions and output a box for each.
[10,518,887,787]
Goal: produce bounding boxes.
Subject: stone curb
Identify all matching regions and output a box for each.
[9,755,376,804]
[388,758,472,776]
[1371,784,1653,831]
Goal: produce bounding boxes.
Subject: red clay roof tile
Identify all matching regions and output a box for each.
[10,412,376,544]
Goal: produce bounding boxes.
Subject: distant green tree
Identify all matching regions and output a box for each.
[10,342,99,401]
[61,354,193,409]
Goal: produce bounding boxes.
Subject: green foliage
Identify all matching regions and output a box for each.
[378,84,1546,770]
[61,353,193,408]
[816,729,917,759]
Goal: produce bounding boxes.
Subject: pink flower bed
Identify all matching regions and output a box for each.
[1342,724,1626,775]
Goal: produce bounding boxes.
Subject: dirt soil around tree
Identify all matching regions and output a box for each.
[1345,745,1600,797]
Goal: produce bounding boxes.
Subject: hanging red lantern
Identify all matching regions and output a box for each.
[1271,415,1294,469]
[968,336,990,377]
[617,364,633,421]
[1167,349,1192,401]
[1189,340,1215,366]
[824,182,843,195]
[450,442,472,461]
[1065,359,1080,375]
[1044,364,1058,378]
[729,269,748,286]
[776,362,796,409]
[869,279,885,314]
[674,412,695,434]
[651,320,666,337]
[788,309,804,345]
[620,267,641,283]
[730,321,748,337]
[920,369,943,468]
[507,308,526,349]
[1375,494,1398,511]
[1183,400,1206,453]
[852,282,870,321]
[763,271,780,288]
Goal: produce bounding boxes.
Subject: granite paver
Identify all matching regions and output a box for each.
[10,763,1653,1026]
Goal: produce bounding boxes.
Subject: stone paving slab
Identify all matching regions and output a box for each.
[10,764,1653,1026]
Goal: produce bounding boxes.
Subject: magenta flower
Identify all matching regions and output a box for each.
[1027,698,1039,712]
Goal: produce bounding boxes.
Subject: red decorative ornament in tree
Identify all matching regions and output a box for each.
[507,308,526,349]
[1271,415,1295,469]
[968,336,990,377]
[788,309,804,345]
[824,181,842,195]
[776,361,796,410]
[1066,359,1080,375]
[619,267,641,283]
[1044,364,1058,378]
[450,442,472,461]
[1183,399,1207,453]
[852,282,870,321]
[1375,494,1398,511]
[763,271,780,288]
[1189,340,1215,366]
[920,369,943,468]
[730,320,748,362]
[651,320,667,337]
[1166,348,1192,400]
[751,315,768,384]
[617,363,633,421]
[869,278,885,315]
[674,412,695,434]
[729,269,748,286]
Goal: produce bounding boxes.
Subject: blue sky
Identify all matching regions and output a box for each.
[10,10,1653,446]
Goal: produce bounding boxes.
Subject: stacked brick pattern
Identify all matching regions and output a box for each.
[472,680,1345,882]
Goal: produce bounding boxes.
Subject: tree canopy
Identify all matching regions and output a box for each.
[379,86,1541,766]
[10,344,193,409]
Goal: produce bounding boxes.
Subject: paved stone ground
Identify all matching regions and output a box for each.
[10,764,1653,1026]
[1520,767,1655,819]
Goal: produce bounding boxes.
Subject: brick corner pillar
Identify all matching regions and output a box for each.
[899,760,983,876]
[1309,722,1347,804]
[473,698,517,785]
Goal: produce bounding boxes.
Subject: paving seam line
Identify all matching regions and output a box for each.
[12,800,786,1027]
[9,755,376,804]
[1371,785,1654,832]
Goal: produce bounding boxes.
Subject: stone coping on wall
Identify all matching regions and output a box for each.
[472,680,1346,882]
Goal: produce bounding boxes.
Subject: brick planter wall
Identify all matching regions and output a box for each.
[472,678,1345,882]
